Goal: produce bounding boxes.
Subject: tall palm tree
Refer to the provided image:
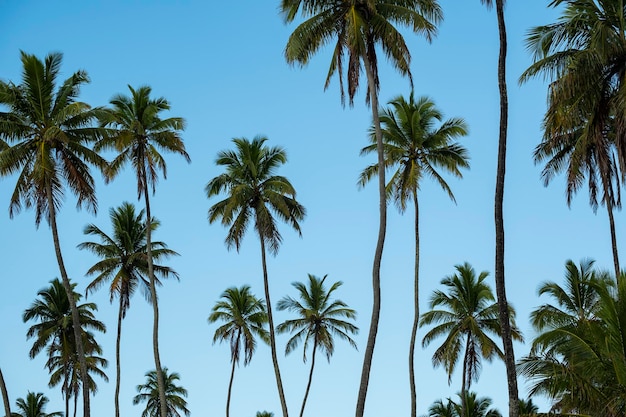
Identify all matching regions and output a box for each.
[97,85,189,417]
[78,202,179,417]
[359,94,469,417]
[0,51,107,417]
[1,368,10,417]
[280,3,442,416]
[133,368,190,417]
[22,279,106,417]
[208,286,269,417]
[420,263,522,417]
[11,392,61,417]
[277,274,358,417]
[206,136,305,417]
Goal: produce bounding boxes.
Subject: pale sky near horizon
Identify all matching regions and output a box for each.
[0,2,619,417]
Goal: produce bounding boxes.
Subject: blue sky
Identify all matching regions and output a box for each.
[0,1,619,417]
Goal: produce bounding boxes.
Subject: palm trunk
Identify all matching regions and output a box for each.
[355,51,387,417]
[607,200,621,280]
[64,378,69,417]
[0,368,11,417]
[226,337,238,417]
[493,2,519,417]
[73,390,78,417]
[115,296,124,417]
[46,183,90,417]
[299,339,318,417]
[408,193,419,417]
[142,175,168,417]
[461,334,470,417]
[259,236,289,417]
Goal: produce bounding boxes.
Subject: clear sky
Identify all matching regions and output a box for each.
[0,2,618,417]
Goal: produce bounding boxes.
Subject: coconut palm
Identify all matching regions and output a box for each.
[22,279,106,417]
[97,85,189,417]
[277,274,358,417]
[359,94,469,416]
[1,368,10,417]
[208,286,269,417]
[420,263,522,417]
[11,392,61,417]
[0,51,107,417]
[280,3,442,416]
[133,368,190,417]
[78,201,179,417]
[256,412,274,417]
[517,398,539,417]
[206,136,306,417]
[424,392,502,417]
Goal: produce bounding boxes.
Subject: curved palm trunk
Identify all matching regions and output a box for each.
[356,53,387,417]
[141,163,168,417]
[461,333,470,417]
[226,344,238,417]
[47,184,91,417]
[115,296,124,417]
[493,2,519,417]
[259,236,289,417]
[0,368,11,417]
[408,193,419,417]
[299,339,318,417]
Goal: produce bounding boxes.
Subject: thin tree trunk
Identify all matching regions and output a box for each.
[142,167,168,417]
[299,340,317,417]
[259,236,289,417]
[0,368,11,417]
[115,296,124,417]
[461,334,470,417]
[226,337,238,417]
[356,53,387,417]
[408,193,419,417]
[46,184,90,417]
[65,377,70,417]
[605,193,621,280]
[73,390,78,417]
[493,2,519,417]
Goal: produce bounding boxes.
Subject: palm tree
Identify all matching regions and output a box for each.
[424,392,502,417]
[208,286,269,417]
[359,94,469,417]
[420,263,522,417]
[277,274,358,417]
[0,51,107,417]
[97,85,190,417]
[256,412,274,417]
[1,368,10,417]
[517,398,539,417]
[133,368,190,417]
[78,202,179,417]
[22,279,107,417]
[280,3,442,416]
[206,136,306,417]
[11,392,61,417]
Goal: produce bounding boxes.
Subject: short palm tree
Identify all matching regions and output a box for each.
[11,392,62,417]
[277,274,358,417]
[78,201,179,417]
[424,392,502,417]
[280,3,443,416]
[420,263,522,417]
[97,85,189,417]
[0,51,107,417]
[359,94,469,416]
[208,286,269,417]
[133,368,190,417]
[206,136,306,417]
[23,278,107,417]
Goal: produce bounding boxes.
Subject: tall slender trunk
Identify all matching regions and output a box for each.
[64,378,70,417]
[408,193,419,417]
[47,184,90,417]
[461,334,470,417]
[259,236,289,417]
[299,339,318,417]
[355,53,387,417]
[0,368,11,417]
[73,391,78,417]
[600,165,621,280]
[115,296,124,417]
[493,2,519,417]
[142,165,168,417]
[226,334,239,417]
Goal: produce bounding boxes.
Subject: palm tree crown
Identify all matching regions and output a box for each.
[11,392,62,417]
[133,368,190,417]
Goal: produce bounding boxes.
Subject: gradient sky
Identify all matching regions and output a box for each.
[0,2,618,417]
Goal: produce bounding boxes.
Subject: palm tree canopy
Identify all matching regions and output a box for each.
[96,85,190,198]
[423,392,502,417]
[133,368,190,417]
[420,263,523,385]
[277,274,358,362]
[359,94,469,210]
[208,285,269,365]
[281,0,442,106]
[12,392,62,417]
[78,201,180,315]
[0,51,107,225]
[206,136,306,255]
